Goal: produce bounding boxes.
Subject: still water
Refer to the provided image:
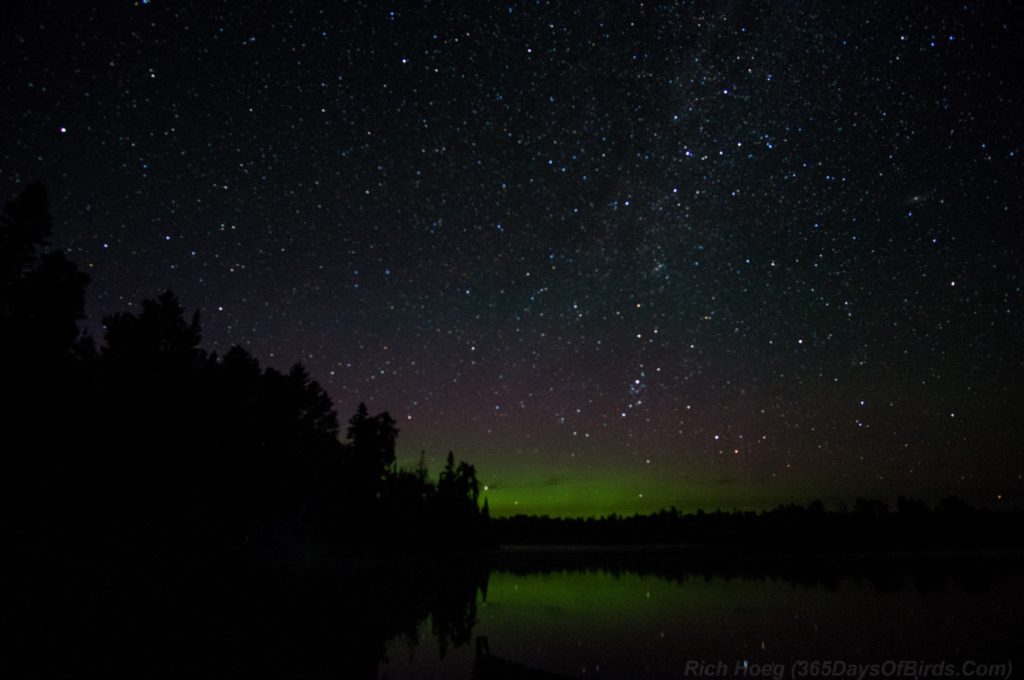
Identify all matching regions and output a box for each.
[379,551,1022,680]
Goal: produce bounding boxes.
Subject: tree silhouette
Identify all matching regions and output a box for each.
[0,178,494,553]
[3,183,91,556]
[3,181,499,675]
[102,290,203,368]
[434,451,488,546]
[457,461,480,507]
[345,402,399,491]
[287,364,340,439]
[0,181,51,285]
[0,182,89,362]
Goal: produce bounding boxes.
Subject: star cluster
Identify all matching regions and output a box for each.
[2,0,1021,515]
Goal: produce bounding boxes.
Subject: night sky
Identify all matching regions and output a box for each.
[3,1,1022,516]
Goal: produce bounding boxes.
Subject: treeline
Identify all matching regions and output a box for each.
[494,498,1024,550]
[4,181,494,673]
[2,182,489,572]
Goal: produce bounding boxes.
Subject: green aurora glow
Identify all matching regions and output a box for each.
[401,453,824,517]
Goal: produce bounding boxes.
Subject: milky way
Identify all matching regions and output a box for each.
[3,1,1021,515]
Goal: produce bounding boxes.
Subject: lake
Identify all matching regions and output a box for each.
[378,549,1023,680]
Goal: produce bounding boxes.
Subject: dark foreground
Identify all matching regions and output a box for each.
[13,546,1024,678]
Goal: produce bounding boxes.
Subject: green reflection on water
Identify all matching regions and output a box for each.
[483,569,753,622]
[476,570,796,665]
[383,562,1023,680]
